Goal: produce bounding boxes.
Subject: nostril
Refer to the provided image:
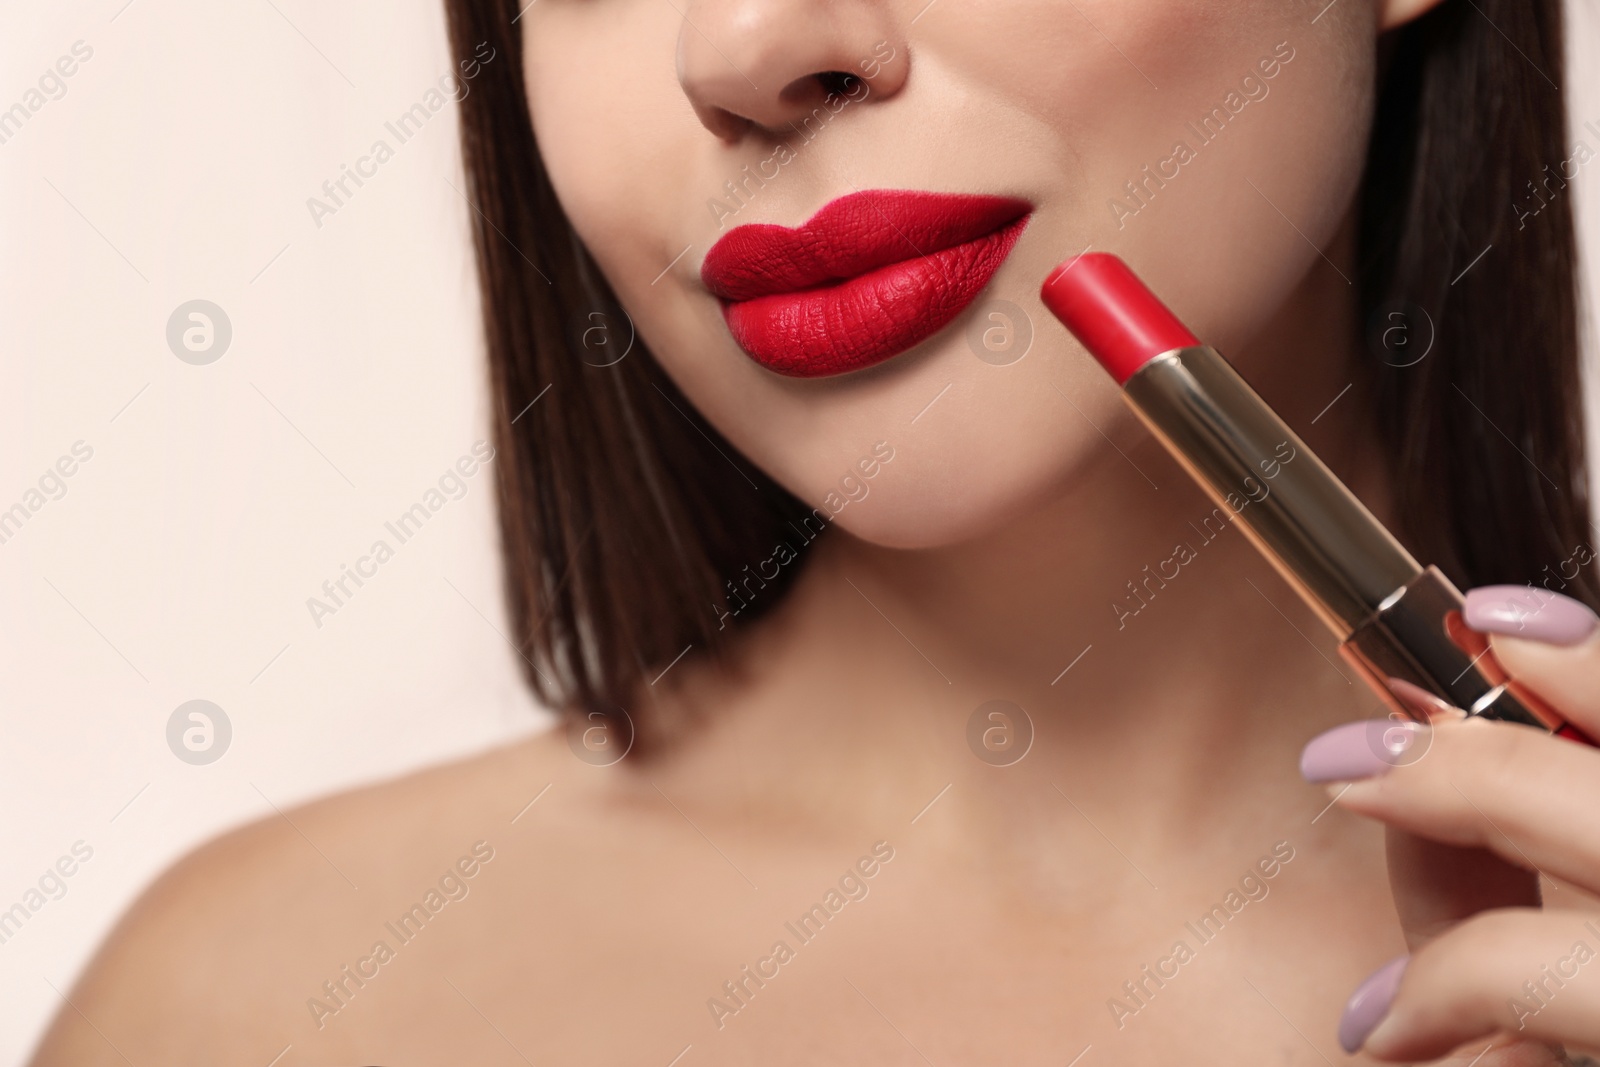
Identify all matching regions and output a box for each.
[814,71,861,98]
[779,70,860,109]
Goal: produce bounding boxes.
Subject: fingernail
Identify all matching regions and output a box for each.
[1338,955,1408,1053]
[1464,585,1599,647]
[1299,719,1428,783]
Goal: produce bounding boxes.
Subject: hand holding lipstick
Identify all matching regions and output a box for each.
[1303,587,1600,1064]
[1039,253,1600,1063]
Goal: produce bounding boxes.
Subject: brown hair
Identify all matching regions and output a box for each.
[1361,0,1597,607]
[442,0,1598,726]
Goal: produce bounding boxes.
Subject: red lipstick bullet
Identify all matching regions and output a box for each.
[1040,254,1197,384]
[1042,252,1593,745]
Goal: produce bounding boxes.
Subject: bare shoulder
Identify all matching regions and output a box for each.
[28,727,598,1065]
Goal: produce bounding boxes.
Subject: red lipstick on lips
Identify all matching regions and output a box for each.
[702,190,1031,378]
[1041,251,1596,746]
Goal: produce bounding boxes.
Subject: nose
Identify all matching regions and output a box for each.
[676,1,908,140]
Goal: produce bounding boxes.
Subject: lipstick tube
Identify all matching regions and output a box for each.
[1041,253,1590,742]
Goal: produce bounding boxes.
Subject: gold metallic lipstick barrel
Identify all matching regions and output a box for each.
[1126,347,1417,633]
[1125,346,1562,732]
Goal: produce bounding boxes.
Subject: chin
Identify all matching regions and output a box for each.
[812,408,1112,552]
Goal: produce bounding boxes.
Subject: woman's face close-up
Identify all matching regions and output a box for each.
[21,1,1600,1064]
[524,0,1389,548]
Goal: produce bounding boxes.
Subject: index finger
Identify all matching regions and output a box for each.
[1388,585,1598,947]
[1464,586,1600,738]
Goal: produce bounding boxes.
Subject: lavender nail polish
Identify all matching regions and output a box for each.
[1338,955,1408,1053]
[1464,585,1599,646]
[1299,719,1428,783]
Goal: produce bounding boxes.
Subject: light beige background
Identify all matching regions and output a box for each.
[0,0,1597,1061]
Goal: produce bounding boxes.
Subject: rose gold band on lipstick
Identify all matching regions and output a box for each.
[1124,345,1565,733]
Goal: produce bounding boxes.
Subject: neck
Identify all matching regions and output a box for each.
[648,258,1388,870]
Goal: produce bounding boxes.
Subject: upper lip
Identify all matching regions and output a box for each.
[701,190,1033,301]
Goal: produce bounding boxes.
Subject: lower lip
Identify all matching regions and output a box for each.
[719,215,1029,379]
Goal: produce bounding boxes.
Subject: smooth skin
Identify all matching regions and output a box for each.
[1318,624,1600,1063]
[30,0,1600,1064]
